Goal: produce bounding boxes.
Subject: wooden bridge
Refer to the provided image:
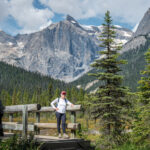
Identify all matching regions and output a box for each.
[1,104,94,150]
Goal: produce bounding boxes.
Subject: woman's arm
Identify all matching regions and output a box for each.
[66,100,74,106]
[51,98,58,110]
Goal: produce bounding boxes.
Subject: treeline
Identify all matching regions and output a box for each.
[78,11,150,150]
[0,61,85,106]
[0,85,85,106]
[71,36,150,93]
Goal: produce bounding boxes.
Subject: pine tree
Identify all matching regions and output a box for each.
[78,88,85,103]
[12,89,17,105]
[48,82,53,102]
[23,91,29,104]
[88,10,130,148]
[0,89,11,105]
[66,88,71,101]
[52,88,60,100]
[31,91,37,104]
[71,86,78,103]
[133,48,150,145]
[16,90,21,105]
[40,90,49,106]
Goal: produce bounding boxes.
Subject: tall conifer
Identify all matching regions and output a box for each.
[89,10,130,147]
[133,48,150,145]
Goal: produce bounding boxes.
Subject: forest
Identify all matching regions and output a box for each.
[1,10,150,150]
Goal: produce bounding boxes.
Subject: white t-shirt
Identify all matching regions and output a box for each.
[51,97,72,113]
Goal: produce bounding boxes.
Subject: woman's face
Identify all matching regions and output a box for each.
[61,94,66,99]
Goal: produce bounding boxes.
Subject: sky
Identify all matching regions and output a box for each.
[0,0,150,36]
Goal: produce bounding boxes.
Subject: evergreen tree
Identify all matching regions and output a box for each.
[48,82,53,102]
[23,91,29,104]
[31,91,37,104]
[16,90,21,105]
[12,89,17,105]
[40,90,49,106]
[52,88,60,100]
[71,86,78,103]
[78,88,85,103]
[88,10,130,148]
[133,48,150,145]
[66,88,71,100]
[0,89,11,106]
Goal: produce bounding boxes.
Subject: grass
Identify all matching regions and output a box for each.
[0,134,42,150]
[113,143,150,150]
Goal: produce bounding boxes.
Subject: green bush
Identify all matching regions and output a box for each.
[0,134,42,150]
[113,142,150,150]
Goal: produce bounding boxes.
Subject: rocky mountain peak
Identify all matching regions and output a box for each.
[66,15,78,23]
[134,8,150,37]
[0,15,133,83]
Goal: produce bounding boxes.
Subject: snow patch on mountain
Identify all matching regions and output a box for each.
[0,15,133,83]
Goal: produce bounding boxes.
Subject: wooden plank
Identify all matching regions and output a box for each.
[9,114,13,133]
[36,105,81,112]
[34,138,92,150]
[4,132,15,136]
[4,104,41,113]
[70,111,76,138]
[2,122,35,131]
[34,123,80,130]
[36,112,40,134]
[22,105,28,138]
[67,105,82,111]
[0,132,15,140]
[34,135,78,140]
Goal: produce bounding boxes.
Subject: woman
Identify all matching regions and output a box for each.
[0,99,4,136]
[51,91,74,138]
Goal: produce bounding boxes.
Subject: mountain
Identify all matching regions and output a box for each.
[0,61,72,96]
[71,8,150,92]
[0,15,133,82]
[134,8,150,37]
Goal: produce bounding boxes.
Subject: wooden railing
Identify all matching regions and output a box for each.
[2,104,81,139]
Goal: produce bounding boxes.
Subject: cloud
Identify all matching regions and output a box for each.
[0,0,54,34]
[0,1,9,21]
[40,0,150,25]
[1,0,150,34]
[8,0,54,34]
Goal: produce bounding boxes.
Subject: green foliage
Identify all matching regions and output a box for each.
[88,10,131,149]
[0,61,85,106]
[0,61,72,102]
[76,124,88,139]
[0,134,42,150]
[132,48,150,146]
[72,36,150,93]
[112,142,150,150]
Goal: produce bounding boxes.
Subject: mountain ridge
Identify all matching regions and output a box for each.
[72,8,150,92]
[0,15,133,82]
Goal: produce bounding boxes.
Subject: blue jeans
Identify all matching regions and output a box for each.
[55,111,66,133]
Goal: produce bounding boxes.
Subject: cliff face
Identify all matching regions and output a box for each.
[72,8,150,92]
[122,8,150,53]
[134,8,150,37]
[0,15,133,82]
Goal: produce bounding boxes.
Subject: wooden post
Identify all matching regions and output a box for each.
[70,111,76,138]
[9,114,13,133]
[36,112,40,134]
[22,105,28,139]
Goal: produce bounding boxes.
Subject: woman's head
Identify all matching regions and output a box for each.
[61,91,66,99]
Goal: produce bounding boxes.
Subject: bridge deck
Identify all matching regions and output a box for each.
[0,133,95,150]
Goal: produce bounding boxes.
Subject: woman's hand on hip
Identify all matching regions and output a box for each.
[55,108,59,111]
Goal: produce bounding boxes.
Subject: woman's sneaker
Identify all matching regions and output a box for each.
[63,133,69,139]
[58,133,62,138]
